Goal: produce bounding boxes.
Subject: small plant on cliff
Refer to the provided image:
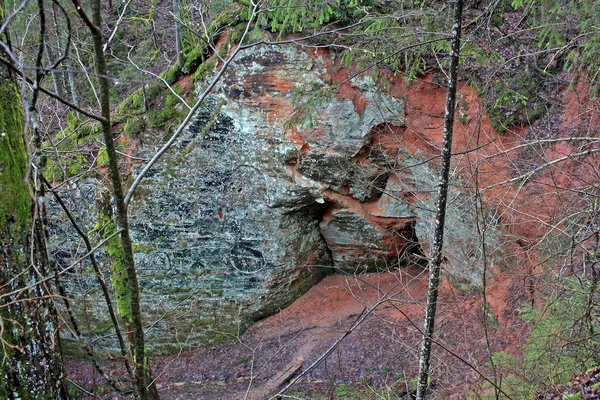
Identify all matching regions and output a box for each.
[491,277,600,397]
[511,0,600,87]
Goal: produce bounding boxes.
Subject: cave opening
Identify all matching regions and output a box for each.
[313,200,336,275]
[398,220,428,268]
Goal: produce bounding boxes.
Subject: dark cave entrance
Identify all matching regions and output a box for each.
[397,220,428,268]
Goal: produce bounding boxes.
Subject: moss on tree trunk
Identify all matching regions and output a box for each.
[0,28,68,399]
[96,190,133,326]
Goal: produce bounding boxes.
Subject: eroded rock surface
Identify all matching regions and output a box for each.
[55,44,504,351]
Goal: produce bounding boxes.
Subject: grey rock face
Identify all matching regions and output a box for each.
[52,44,501,353]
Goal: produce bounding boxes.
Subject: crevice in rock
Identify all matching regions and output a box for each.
[397,220,428,268]
[314,200,336,275]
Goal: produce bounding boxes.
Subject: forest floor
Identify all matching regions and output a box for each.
[67,266,527,399]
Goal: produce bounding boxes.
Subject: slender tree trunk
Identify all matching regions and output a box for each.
[49,0,68,98]
[66,58,80,109]
[174,0,184,70]
[45,43,61,96]
[0,25,68,399]
[415,0,463,398]
[86,1,160,398]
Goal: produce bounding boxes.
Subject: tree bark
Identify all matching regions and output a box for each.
[0,21,69,399]
[66,58,80,110]
[87,0,160,398]
[174,0,184,70]
[415,0,464,398]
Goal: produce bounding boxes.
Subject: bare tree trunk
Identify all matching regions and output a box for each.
[0,28,68,399]
[415,0,463,398]
[45,42,61,95]
[174,0,184,69]
[47,0,67,98]
[66,58,80,109]
[84,0,160,398]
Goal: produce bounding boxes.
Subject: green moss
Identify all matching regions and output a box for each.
[123,117,146,137]
[146,107,180,129]
[165,286,192,295]
[43,112,101,182]
[66,153,88,176]
[94,211,132,322]
[183,44,207,72]
[95,138,125,168]
[90,319,116,335]
[61,339,94,359]
[164,93,180,109]
[163,64,181,85]
[0,77,31,230]
[96,146,109,167]
[132,243,155,253]
[0,71,34,400]
[208,9,241,32]
[145,81,164,101]
[115,89,146,117]
[227,23,247,47]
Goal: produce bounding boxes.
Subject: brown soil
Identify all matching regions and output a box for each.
[67,267,525,399]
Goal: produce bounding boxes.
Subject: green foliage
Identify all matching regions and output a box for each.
[44,112,100,182]
[513,0,600,86]
[262,0,374,36]
[285,81,335,129]
[492,277,600,398]
[334,6,456,80]
[484,70,548,133]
